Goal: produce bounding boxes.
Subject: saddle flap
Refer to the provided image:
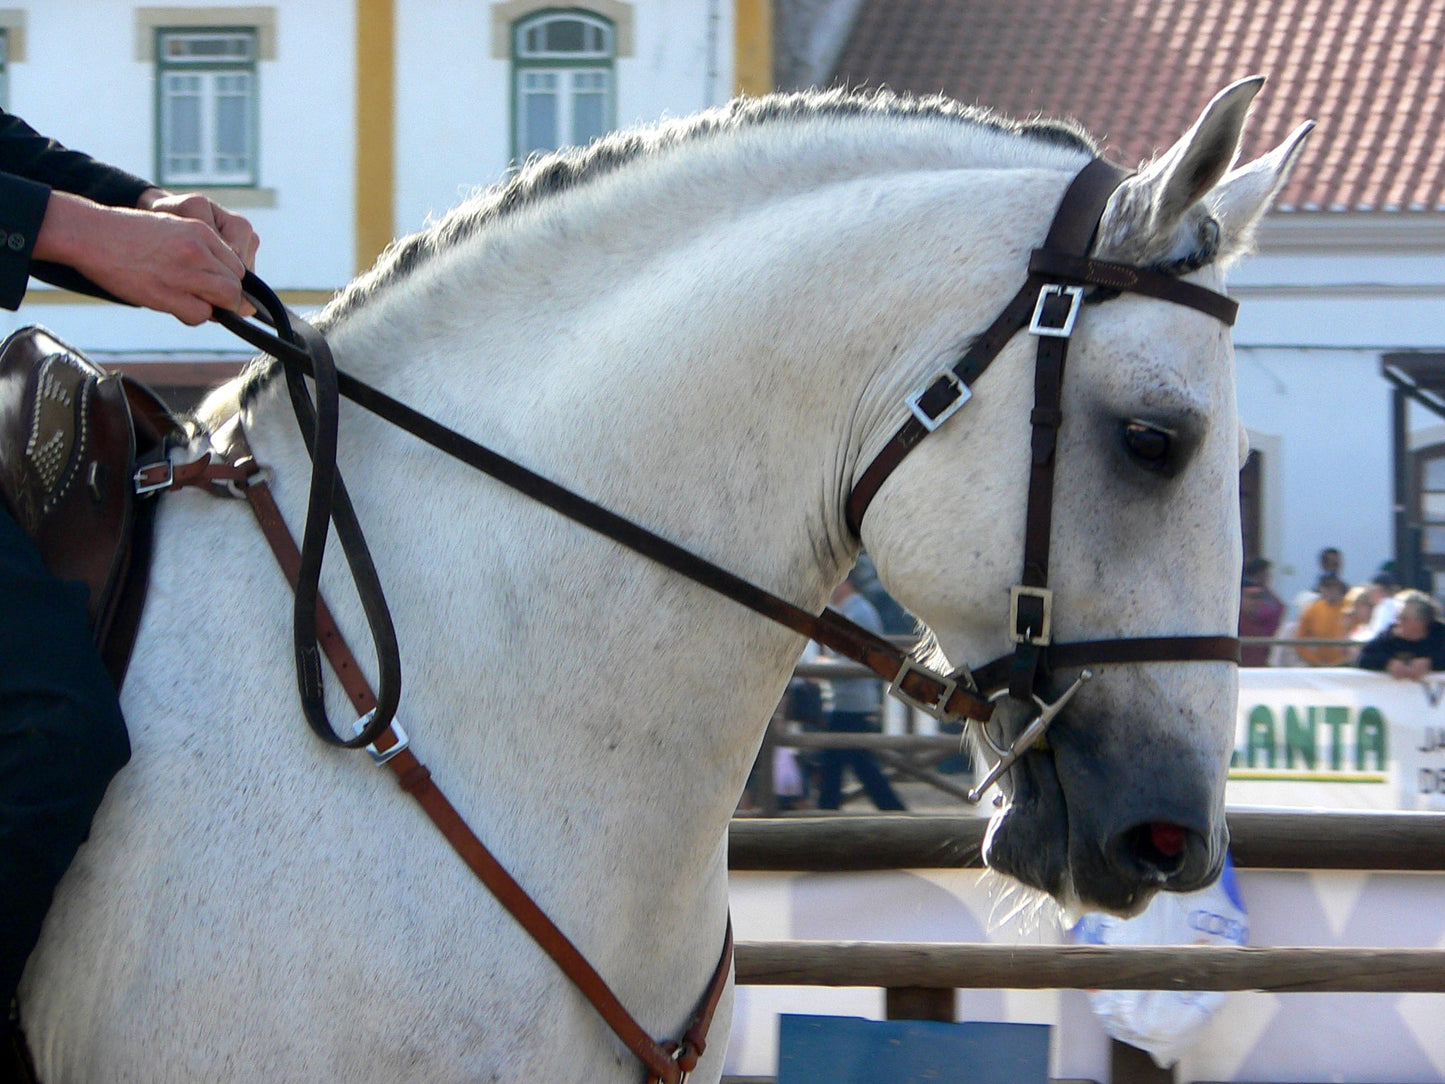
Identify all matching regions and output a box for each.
[0,326,174,650]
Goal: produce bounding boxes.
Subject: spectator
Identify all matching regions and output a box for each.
[1275,547,1345,667]
[1343,585,1375,662]
[1238,557,1285,666]
[1357,590,1445,679]
[1296,575,1351,666]
[1361,570,1403,639]
[815,575,906,811]
[849,552,916,636]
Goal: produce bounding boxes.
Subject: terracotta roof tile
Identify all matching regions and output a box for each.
[829,0,1445,212]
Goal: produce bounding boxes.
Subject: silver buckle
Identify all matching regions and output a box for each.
[1029,284,1084,338]
[1009,586,1053,645]
[888,657,958,720]
[905,370,972,433]
[133,461,173,496]
[353,711,410,766]
[966,669,1093,802]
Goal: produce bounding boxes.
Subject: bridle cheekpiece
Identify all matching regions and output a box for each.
[845,158,1241,799]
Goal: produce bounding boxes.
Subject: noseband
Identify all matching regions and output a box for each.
[846,157,1240,797]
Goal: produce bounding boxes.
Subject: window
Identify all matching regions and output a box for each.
[1414,444,1445,573]
[155,28,258,186]
[1239,448,1262,570]
[0,29,9,111]
[513,11,615,160]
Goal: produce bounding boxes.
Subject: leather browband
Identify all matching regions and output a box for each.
[845,157,1242,707]
[846,163,1238,537]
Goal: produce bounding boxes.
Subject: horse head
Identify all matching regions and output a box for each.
[860,78,1311,914]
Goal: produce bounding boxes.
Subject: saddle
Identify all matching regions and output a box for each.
[0,325,180,688]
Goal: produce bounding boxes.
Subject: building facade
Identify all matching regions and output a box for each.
[821,0,1445,605]
[0,0,768,370]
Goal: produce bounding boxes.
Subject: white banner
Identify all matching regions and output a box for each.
[1231,668,1445,811]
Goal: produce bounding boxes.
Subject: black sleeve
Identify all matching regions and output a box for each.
[1356,632,1394,671]
[0,110,155,310]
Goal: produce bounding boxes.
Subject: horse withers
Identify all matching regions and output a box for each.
[20,80,1307,1081]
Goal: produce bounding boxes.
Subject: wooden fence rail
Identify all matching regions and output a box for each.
[732,942,1445,993]
[728,809,1445,871]
[726,811,1445,1082]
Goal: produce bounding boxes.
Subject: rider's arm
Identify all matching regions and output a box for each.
[33,191,252,325]
[0,109,257,322]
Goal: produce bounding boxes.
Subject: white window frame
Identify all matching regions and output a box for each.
[155,27,259,187]
[512,10,616,161]
[0,29,10,111]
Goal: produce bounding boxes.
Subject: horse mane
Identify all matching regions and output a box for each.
[214,88,1098,415]
[315,87,1096,332]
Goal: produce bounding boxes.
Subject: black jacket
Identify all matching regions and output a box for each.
[0,109,153,309]
[1357,619,1445,672]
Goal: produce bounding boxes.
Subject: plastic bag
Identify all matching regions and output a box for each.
[1071,854,1248,1068]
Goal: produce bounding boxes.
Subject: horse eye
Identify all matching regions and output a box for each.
[1122,421,1173,471]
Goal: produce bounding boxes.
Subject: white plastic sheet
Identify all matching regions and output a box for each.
[1072,855,1249,1068]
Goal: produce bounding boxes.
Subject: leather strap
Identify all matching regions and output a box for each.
[174,422,730,1084]
[970,634,1242,699]
[216,288,994,725]
[1027,251,1239,325]
[846,275,1043,535]
[1006,163,1126,699]
[216,281,402,751]
[134,454,259,493]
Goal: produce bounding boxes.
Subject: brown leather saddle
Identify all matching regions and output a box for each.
[0,325,181,688]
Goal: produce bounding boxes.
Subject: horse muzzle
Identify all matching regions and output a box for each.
[980,702,1229,915]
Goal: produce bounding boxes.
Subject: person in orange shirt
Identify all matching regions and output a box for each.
[1296,575,1351,666]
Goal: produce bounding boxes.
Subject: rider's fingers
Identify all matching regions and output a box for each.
[159,288,214,327]
[200,224,248,281]
[211,204,261,270]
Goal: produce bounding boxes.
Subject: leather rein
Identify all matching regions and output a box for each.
[148,154,1240,1083]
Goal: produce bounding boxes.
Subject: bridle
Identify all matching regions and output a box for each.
[844,156,1242,796]
[169,155,1239,1082]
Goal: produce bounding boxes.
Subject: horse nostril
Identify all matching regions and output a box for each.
[1149,822,1187,859]
[1111,821,1197,883]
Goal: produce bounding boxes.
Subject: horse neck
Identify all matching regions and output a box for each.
[242,155,1083,886]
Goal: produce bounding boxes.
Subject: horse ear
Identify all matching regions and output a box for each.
[1208,120,1315,261]
[1095,77,1266,266]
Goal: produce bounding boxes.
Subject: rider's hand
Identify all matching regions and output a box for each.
[137,188,260,270]
[34,190,258,326]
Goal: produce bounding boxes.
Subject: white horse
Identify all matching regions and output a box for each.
[21,80,1307,1081]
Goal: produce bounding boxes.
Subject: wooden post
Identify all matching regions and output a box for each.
[885,986,954,1022]
[1111,1038,1174,1084]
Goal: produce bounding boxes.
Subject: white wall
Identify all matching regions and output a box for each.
[1,1,357,351]
[395,0,734,236]
[1235,345,1395,600]
[1227,223,1445,601]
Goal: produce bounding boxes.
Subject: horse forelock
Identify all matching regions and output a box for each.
[313,87,1098,334]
